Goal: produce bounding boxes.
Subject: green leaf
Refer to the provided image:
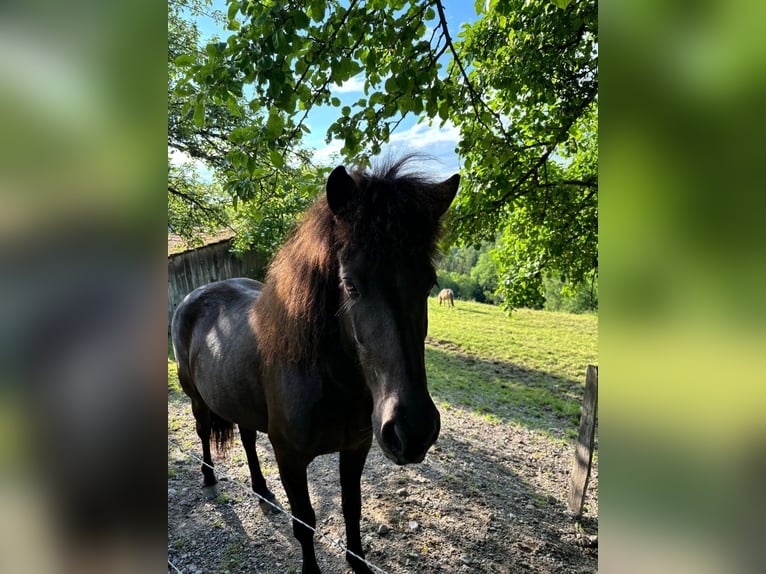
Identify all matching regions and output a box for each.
[205,42,226,58]
[193,101,205,127]
[362,50,375,72]
[226,95,242,117]
[310,0,326,23]
[174,54,195,67]
[228,1,239,21]
[295,59,308,77]
[550,0,572,8]
[293,11,310,29]
[266,108,284,138]
[438,101,450,121]
[331,97,341,107]
[269,149,285,168]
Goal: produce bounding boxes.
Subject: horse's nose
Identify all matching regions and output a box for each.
[379,405,440,465]
[381,418,407,463]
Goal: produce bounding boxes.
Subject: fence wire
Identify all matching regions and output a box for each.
[168,439,390,574]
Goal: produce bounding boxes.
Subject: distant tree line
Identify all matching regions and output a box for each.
[432,241,597,313]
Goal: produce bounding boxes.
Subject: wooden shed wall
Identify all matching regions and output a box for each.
[168,239,263,327]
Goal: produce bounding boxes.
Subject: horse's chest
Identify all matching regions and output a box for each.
[313,408,371,454]
[311,392,371,447]
[274,388,371,454]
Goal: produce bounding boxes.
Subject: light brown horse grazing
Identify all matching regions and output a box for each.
[438,288,454,307]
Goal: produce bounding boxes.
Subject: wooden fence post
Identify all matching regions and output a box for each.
[567,364,598,518]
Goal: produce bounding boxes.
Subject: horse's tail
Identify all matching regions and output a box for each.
[210,411,236,454]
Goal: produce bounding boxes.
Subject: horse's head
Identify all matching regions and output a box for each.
[326,163,459,465]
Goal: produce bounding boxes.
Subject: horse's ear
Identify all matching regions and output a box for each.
[432,173,460,218]
[326,166,355,215]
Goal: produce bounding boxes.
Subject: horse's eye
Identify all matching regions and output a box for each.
[341,277,359,296]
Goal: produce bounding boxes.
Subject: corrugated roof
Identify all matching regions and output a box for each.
[167,230,235,256]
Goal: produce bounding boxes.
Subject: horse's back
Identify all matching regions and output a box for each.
[171,278,268,426]
[171,278,263,359]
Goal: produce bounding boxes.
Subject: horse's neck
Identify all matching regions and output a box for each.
[320,326,364,382]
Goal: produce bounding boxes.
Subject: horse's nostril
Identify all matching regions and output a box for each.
[381,420,405,456]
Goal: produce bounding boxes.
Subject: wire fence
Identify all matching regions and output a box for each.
[167,438,390,574]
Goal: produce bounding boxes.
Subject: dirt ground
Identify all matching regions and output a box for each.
[168,392,598,574]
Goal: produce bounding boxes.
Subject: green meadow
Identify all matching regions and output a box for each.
[425,298,597,439]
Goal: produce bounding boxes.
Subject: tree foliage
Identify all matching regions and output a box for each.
[168,0,233,242]
[171,0,597,308]
[543,270,598,313]
[435,239,597,311]
[168,0,324,259]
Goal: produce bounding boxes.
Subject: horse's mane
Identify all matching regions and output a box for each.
[254,157,448,368]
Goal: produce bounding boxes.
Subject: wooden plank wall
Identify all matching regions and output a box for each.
[168,239,263,327]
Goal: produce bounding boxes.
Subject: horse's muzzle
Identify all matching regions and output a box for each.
[377,401,440,465]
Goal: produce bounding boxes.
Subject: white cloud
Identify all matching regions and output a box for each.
[385,121,461,177]
[333,75,365,94]
[310,139,345,166]
[168,147,215,182]
[389,120,461,149]
[308,121,462,177]
[168,147,206,169]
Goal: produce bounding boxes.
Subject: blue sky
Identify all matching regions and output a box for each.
[191,0,481,178]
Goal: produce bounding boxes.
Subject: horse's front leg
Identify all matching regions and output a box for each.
[274,449,320,574]
[340,438,373,574]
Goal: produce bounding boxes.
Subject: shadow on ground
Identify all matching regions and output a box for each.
[168,379,598,574]
[426,342,586,439]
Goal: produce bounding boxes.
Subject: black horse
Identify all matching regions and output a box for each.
[171,158,459,573]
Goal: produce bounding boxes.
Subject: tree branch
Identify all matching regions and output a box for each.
[537,179,598,189]
[434,0,513,145]
[486,88,598,212]
[168,185,228,225]
[283,0,363,149]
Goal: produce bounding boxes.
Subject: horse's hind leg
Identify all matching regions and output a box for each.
[239,426,278,514]
[190,399,219,498]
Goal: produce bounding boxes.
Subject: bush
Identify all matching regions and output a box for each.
[543,272,598,313]
[470,251,503,304]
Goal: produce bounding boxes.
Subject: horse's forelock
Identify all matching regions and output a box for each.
[339,164,447,261]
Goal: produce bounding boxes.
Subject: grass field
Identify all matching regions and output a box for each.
[425,298,597,439]
[168,299,598,440]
